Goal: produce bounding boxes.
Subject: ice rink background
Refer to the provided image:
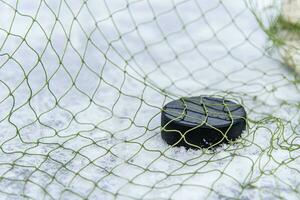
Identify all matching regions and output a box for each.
[0,0,300,199]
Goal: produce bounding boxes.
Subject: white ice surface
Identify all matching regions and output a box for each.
[0,0,300,199]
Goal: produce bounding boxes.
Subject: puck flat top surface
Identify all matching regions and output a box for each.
[162,96,246,128]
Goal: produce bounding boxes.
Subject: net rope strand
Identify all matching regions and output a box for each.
[0,0,300,199]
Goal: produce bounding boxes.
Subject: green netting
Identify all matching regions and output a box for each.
[0,0,300,199]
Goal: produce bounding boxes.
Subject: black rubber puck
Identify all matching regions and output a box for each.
[161,96,246,149]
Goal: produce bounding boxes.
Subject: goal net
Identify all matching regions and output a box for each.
[0,0,299,199]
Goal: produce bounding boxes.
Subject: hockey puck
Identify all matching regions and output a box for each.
[161,96,246,149]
